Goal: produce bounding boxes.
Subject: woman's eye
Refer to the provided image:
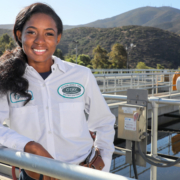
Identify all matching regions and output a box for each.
[46,33,54,36]
[27,31,35,34]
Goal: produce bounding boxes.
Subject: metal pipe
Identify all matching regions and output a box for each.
[103,76,105,93]
[149,97,180,105]
[114,76,116,95]
[103,94,180,105]
[114,146,131,156]
[146,154,180,168]
[150,101,158,180]
[103,94,127,101]
[156,74,158,94]
[151,74,154,96]
[91,69,178,74]
[130,75,133,88]
[0,147,134,180]
[94,72,176,77]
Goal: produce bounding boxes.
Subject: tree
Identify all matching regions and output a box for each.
[65,54,76,64]
[77,54,91,67]
[108,43,127,69]
[65,57,76,63]
[136,62,149,69]
[0,34,15,55]
[91,45,110,69]
[65,54,92,67]
[54,48,64,59]
[157,64,164,69]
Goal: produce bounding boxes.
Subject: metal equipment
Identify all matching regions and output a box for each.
[118,89,148,167]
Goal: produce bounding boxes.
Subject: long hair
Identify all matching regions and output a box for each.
[0,3,63,105]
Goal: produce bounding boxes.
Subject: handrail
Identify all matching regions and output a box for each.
[103,94,180,105]
[149,96,180,105]
[102,94,127,101]
[0,147,134,180]
[91,69,177,73]
[94,69,179,96]
[94,72,178,77]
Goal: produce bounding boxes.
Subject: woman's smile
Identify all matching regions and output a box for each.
[33,48,47,55]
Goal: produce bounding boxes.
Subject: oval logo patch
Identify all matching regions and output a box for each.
[10,90,34,103]
[57,82,85,98]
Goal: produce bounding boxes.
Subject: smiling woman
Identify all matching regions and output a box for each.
[16,13,61,73]
[0,3,115,180]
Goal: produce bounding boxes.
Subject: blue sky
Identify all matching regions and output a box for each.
[1,0,180,25]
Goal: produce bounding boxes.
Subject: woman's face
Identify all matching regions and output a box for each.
[16,13,61,66]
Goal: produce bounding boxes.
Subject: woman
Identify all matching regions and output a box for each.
[0,3,115,180]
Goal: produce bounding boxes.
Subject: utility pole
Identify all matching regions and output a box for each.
[125,43,136,69]
[72,40,79,64]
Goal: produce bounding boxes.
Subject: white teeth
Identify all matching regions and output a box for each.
[34,49,46,52]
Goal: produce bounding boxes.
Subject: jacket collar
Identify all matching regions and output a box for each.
[25,56,66,73]
[52,56,66,73]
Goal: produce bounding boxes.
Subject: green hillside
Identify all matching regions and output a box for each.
[58,26,180,69]
[1,25,180,69]
[82,6,180,34]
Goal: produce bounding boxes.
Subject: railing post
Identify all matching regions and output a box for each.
[131,75,133,88]
[107,77,109,89]
[150,101,158,180]
[169,73,172,98]
[152,74,154,96]
[103,76,105,93]
[114,76,117,95]
[138,75,140,89]
[156,74,158,94]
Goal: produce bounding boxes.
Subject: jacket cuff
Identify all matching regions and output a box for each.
[11,138,32,152]
[100,153,112,172]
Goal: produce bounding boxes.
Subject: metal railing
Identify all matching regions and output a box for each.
[0,147,134,180]
[93,69,179,96]
[1,90,180,180]
[92,69,176,74]
[103,94,180,180]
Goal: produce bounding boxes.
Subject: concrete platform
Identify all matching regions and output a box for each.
[0,174,12,180]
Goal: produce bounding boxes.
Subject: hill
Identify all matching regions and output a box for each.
[1,25,180,69]
[0,24,76,31]
[58,26,180,69]
[1,6,180,34]
[0,29,13,37]
[81,6,180,34]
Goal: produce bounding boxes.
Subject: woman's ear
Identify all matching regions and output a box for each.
[16,30,22,43]
[57,34,62,45]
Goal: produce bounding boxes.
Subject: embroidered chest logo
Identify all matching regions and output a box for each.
[57,82,85,98]
[10,90,34,103]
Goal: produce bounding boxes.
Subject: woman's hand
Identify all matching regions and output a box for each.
[24,141,59,180]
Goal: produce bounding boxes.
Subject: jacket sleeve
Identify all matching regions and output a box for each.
[84,69,115,172]
[0,94,32,151]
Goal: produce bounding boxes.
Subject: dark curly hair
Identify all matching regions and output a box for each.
[0,3,63,105]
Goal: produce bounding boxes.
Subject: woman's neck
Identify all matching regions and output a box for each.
[28,59,54,73]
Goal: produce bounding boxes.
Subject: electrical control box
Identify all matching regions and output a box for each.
[118,104,147,142]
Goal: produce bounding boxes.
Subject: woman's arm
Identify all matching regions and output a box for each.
[84,69,115,172]
[24,141,58,180]
[0,94,32,151]
[0,95,57,179]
